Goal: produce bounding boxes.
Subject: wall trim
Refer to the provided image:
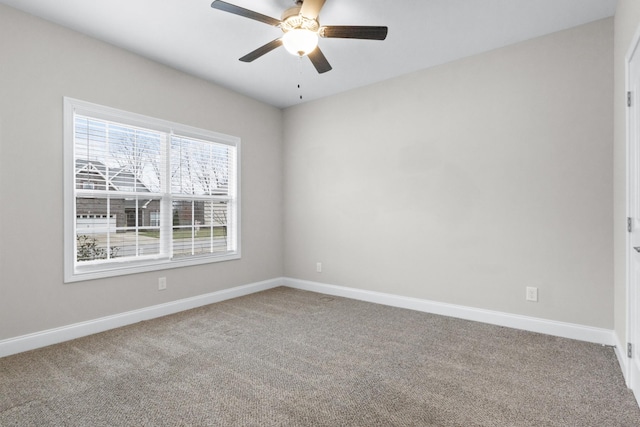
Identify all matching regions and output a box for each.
[1,276,617,359]
[0,277,282,358]
[614,331,630,385]
[283,277,615,346]
[624,19,640,405]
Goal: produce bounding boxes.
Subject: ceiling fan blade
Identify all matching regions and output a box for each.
[239,39,283,62]
[308,47,332,74]
[300,0,326,20]
[320,26,388,40]
[211,1,281,26]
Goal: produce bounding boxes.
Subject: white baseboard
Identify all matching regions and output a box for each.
[283,277,615,346]
[1,276,617,359]
[0,277,283,358]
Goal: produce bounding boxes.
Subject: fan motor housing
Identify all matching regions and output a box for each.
[281,6,319,33]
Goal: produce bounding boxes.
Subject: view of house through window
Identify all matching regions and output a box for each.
[64,98,240,282]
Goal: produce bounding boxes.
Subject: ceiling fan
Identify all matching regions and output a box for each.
[211,0,388,74]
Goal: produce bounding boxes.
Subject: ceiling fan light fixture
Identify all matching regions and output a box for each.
[282,28,318,57]
[211,0,388,73]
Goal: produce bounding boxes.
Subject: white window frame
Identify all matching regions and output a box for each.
[63,97,241,282]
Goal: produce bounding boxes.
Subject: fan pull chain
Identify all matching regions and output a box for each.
[297,56,304,101]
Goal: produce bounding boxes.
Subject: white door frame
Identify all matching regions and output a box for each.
[626,22,640,407]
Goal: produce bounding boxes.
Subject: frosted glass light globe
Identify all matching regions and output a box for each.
[282,29,319,57]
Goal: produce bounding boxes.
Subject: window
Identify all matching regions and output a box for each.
[64,98,240,282]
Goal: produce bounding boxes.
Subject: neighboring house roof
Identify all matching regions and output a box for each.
[76,159,230,196]
[75,159,151,193]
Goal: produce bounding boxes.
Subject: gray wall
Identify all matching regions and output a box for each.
[0,4,619,342]
[283,19,614,328]
[614,2,640,346]
[0,5,284,340]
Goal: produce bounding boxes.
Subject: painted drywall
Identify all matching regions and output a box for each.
[0,5,284,340]
[614,2,640,348]
[283,19,614,328]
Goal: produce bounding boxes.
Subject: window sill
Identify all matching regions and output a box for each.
[65,252,241,283]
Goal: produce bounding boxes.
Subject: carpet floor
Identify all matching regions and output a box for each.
[1,286,639,426]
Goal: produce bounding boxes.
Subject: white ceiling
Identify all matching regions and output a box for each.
[1,0,617,108]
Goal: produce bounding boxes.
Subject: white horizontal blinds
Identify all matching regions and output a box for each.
[108,123,163,193]
[170,135,232,196]
[74,115,164,264]
[170,135,235,258]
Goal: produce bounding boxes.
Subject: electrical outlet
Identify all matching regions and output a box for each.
[526,286,538,302]
[316,262,322,273]
[158,277,167,291]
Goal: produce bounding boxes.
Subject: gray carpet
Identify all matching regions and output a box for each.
[1,286,639,426]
